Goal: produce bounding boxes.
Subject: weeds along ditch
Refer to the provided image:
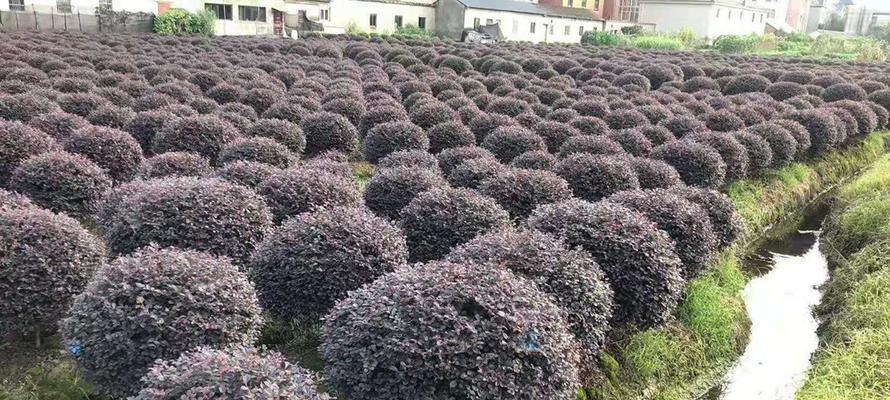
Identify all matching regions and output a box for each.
[1,31,890,399]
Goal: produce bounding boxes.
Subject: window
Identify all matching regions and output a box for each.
[205,3,232,20]
[594,0,599,9]
[728,10,732,19]
[512,19,519,33]
[568,0,574,7]
[9,0,24,12]
[486,18,493,25]
[530,22,536,33]
[716,8,721,18]
[751,12,755,22]
[582,0,587,8]
[98,0,112,10]
[395,15,403,28]
[760,14,764,22]
[579,26,584,35]
[549,24,554,34]
[320,9,329,20]
[239,6,266,22]
[473,18,480,28]
[418,17,426,29]
[739,10,743,20]
[370,13,377,28]
[57,0,72,13]
[565,25,570,35]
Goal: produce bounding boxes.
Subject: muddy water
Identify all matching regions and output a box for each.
[704,204,830,400]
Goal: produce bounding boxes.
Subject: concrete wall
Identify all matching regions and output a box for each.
[0,0,157,13]
[171,0,284,36]
[324,0,435,34]
[462,8,601,43]
[434,0,464,39]
[639,1,766,38]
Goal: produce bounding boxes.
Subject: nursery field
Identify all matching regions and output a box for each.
[1,32,890,399]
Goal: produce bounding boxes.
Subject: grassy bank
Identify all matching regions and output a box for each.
[589,131,889,400]
[796,154,890,400]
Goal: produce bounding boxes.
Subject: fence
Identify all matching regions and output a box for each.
[0,6,154,33]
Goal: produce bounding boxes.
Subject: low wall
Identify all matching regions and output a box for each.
[0,10,153,33]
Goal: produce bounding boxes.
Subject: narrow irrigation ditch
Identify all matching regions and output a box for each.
[705,201,831,400]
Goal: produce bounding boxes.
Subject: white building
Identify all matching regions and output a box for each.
[323,0,435,34]
[845,4,890,36]
[638,0,769,38]
[436,0,604,43]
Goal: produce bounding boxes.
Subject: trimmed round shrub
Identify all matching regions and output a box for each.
[447,157,507,189]
[152,115,241,161]
[569,116,610,136]
[526,199,684,328]
[63,126,143,182]
[9,151,111,219]
[218,136,297,168]
[608,129,653,156]
[479,168,572,220]
[829,99,878,137]
[248,118,306,155]
[101,177,272,262]
[86,105,135,130]
[533,120,580,153]
[378,150,440,172]
[604,109,649,130]
[0,120,61,185]
[446,228,613,356]
[437,146,498,175]
[28,111,88,139]
[867,101,889,129]
[747,122,797,167]
[133,345,329,400]
[682,76,721,93]
[486,97,530,118]
[650,140,726,188]
[300,111,358,157]
[638,125,677,145]
[554,154,639,202]
[364,121,429,163]
[766,82,809,101]
[401,187,509,262]
[732,131,773,173]
[481,125,547,163]
[358,105,409,136]
[427,121,475,154]
[364,166,446,220]
[868,89,890,112]
[257,168,361,223]
[60,246,263,399]
[250,207,407,322]
[608,189,717,279]
[468,112,516,144]
[670,186,743,250]
[704,109,746,132]
[631,157,683,189]
[827,107,855,143]
[0,187,33,209]
[137,151,212,179]
[685,132,749,181]
[557,135,625,158]
[410,101,459,129]
[658,115,707,138]
[723,74,770,95]
[323,98,366,127]
[1,93,61,122]
[57,93,110,117]
[511,149,557,170]
[0,206,105,337]
[821,82,867,102]
[321,260,581,400]
[782,109,840,155]
[211,160,281,190]
[774,118,811,157]
[125,110,178,153]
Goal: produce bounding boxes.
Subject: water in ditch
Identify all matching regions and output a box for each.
[704,202,831,400]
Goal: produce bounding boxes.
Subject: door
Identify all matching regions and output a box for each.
[273,9,283,36]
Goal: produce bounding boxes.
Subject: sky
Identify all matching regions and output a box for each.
[854,0,890,8]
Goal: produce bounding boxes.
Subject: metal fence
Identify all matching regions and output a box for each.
[0,6,153,33]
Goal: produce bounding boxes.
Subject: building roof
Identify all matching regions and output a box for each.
[455,0,604,20]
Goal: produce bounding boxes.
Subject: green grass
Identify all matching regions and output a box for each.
[797,152,890,400]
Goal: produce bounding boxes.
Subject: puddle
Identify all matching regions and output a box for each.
[704,203,830,400]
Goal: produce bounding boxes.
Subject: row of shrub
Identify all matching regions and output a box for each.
[1,31,889,398]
